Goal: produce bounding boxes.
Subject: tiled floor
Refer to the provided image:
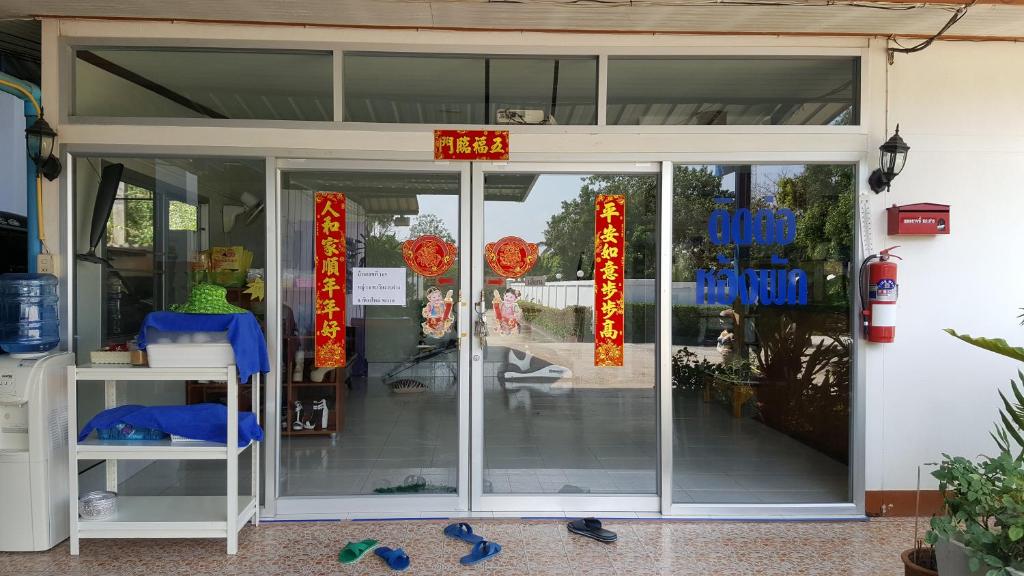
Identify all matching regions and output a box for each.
[3,517,918,575]
[101,342,845,504]
[276,345,846,500]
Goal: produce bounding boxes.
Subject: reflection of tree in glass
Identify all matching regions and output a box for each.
[771,165,854,304]
[105,184,154,248]
[541,174,658,281]
[409,213,454,243]
[671,167,730,282]
[354,215,404,267]
[168,200,198,231]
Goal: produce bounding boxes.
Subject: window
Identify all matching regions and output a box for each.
[168,200,198,231]
[343,53,598,125]
[608,57,859,126]
[671,163,854,504]
[106,182,154,249]
[73,156,266,354]
[73,48,333,121]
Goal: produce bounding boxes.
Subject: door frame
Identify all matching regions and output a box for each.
[470,161,663,513]
[271,158,472,517]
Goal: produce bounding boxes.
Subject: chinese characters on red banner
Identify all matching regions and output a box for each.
[434,130,510,161]
[594,194,625,367]
[314,192,346,368]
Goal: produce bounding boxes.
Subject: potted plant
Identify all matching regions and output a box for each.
[926,452,1024,576]
[920,314,1024,576]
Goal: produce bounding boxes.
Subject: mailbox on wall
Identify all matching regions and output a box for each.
[887,203,950,235]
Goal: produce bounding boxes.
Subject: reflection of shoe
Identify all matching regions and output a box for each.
[310,402,320,429]
[508,349,533,371]
[293,350,304,381]
[303,420,314,430]
[293,401,304,430]
[310,366,332,382]
[318,399,329,429]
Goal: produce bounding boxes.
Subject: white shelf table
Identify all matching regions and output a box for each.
[67,364,260,555]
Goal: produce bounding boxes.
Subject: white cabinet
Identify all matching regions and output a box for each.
[67,365,260,555]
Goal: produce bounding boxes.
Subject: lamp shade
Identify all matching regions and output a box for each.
[25,116,57,164]
[879,124,910,180]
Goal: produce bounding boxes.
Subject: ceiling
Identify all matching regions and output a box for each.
[0,0,1023,39]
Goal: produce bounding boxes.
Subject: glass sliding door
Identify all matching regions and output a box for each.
[670,164,854,507]
[277,163,469,511]
[472,164,661,510]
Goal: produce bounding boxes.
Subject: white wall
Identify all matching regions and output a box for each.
[0,92,27,216]
[865,41,1024,491]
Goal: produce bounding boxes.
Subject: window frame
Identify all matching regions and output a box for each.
[60,36,868,133]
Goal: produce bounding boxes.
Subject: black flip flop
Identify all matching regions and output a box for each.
[567,517,618,543]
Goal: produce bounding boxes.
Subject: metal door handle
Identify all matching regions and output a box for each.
[473,301,488,349]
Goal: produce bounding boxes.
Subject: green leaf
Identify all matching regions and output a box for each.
[971,556,982,571]
[944,329,1024,363]
[1009,526,1024,541]
[1000,410,1024,447]
[984,555,1004,568]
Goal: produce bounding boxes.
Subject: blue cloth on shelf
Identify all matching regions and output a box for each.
[78,404,264,447]
[137,311,270,384]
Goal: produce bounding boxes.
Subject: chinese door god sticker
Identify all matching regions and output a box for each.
[421,287,455,339]
[484,236,538,278]
[403,235,458,339]
[402,235,457,278]
[434,130,510,161]
[492,289,524,335]
[314,192,346,368]
[594,194,625,367]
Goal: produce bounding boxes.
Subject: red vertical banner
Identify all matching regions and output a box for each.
[594,194,625,367]
[314,192,346,368]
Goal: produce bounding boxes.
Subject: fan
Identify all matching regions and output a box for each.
[223,191,264,233]
[77,163,125,265]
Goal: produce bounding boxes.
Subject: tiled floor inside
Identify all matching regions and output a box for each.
[4,517,919,575]
[111,355,847,503]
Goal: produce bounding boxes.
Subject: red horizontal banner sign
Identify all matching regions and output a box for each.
[434,130,510,161]
[314,191,346,368]
[594,194,625,367]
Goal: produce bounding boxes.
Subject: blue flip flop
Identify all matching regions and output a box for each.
[460,540,502,566]
[444,522,484,544]
[374,546,411,571]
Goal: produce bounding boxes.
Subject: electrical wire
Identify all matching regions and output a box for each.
[889,0,975,58]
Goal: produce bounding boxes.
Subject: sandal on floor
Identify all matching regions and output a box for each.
[460,540,502,565]
[567,517,618,543]
[374,546,411,571]
[338,539,379,564]
[444,522,484,544]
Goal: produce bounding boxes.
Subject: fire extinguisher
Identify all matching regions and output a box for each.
[860,246,901,343]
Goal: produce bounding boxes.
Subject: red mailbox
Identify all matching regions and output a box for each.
[887,203,950,235]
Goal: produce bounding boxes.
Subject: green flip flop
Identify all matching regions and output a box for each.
[339,539,379,564]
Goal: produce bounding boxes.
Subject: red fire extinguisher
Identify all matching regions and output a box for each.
[860,246,901,343]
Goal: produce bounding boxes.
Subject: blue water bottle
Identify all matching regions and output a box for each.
[0,273,60,358]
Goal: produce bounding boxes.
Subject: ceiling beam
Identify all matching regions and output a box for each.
[34,14,1024,42]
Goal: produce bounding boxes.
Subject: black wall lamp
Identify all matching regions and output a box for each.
[25,114,62,181]
[869,125,910,193]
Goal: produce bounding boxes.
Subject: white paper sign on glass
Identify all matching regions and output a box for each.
[352,268,406,305]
